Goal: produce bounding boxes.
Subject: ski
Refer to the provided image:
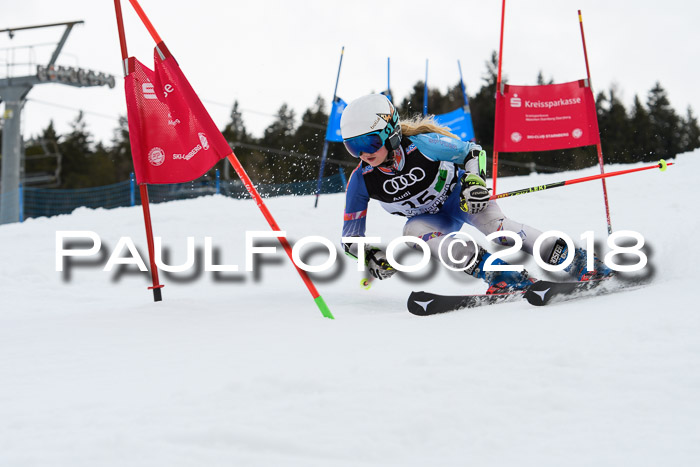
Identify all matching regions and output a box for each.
[407,290,524,316]
[523,276,647,306]
[408,276,648,315]
[523,279,604,306]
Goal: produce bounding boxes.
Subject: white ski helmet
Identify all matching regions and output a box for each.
[340,94,402,158]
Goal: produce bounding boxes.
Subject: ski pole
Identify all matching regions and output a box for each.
[491,159,673,201]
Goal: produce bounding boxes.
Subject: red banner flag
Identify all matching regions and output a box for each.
[125,43,230,184]
[494,80,600,153]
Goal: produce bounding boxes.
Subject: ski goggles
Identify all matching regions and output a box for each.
[343,131,386,158]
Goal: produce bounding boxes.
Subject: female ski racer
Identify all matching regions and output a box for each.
[340,94,610,292]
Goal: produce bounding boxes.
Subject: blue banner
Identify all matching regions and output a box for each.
[325,97,347,142]
[434,107,475,142]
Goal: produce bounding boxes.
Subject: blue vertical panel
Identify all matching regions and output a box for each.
[130,172,136,206]
[324,97,347,143]
[19,183,24,223]
[434,107,475,142]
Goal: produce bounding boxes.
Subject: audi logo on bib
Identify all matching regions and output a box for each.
[383,168,426,195]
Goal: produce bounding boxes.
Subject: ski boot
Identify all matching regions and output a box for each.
[564,247,614,281]
[546,239,614,282]
[466,247,537,294]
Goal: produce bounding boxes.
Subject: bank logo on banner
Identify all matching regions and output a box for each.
[148,147,166,166]
[124,48,231,184]
[142,82,158,100]
[494,80,600,153]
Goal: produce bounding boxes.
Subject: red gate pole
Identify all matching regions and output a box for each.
[121,0,333,318]
[127,0,163,43]
[138,184,164,301]
[492,0,507,195]
[225,154,333,319]
[579,10,613,235]
[114,0,163,301]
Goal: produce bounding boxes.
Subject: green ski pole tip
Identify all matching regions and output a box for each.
[314,296,335,319]
[659,159,668,171]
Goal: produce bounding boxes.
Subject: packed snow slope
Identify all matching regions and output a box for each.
[1,151,699,467]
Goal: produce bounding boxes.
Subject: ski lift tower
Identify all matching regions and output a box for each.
[0,20,115,224]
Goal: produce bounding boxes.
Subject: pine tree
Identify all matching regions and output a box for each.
[397,81,463,119]
[23,121,61,186]
[90,141,121,186]
[679,106,700,154]
[629,95,654,161]
[469,51,499,155]
[536,71,554,85]
[596,87,632,163]
[59,112,94,188]
[294,96,327,155]
[646,82,682,160]
[398,81,427,117]
[221,100,252,181]
[109,116,135,182]
[221,100,248,143]
[289,95,328,183]
[259,103,296,184]
[41,121,59,147]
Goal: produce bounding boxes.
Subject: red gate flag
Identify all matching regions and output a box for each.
[494,79,600,153]
[125,44,230,184]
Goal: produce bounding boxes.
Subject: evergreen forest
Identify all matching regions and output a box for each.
[4,52,698,189]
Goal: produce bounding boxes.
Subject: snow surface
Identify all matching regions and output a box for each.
[1,151,699,466]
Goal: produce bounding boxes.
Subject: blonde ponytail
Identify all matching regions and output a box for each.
[399,115,459,139]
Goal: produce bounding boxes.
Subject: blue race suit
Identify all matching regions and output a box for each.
[342,132,558,269]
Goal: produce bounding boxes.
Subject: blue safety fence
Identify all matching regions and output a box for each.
[3,171,347,221]
[22,180,133,219]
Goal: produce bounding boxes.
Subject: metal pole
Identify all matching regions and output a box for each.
[314,140,330,208]
[1,20,96,224]
[314,46,344,208]
[423,59,429,116]
[579,9,613,235]
[114,0,163,302]
[386,57,392,102]
[127,0,163,43]
[457,60,470,110]
[47,23,78,67]
[0,87,28,224]
[338,166,347,187]
[139,184,163,301]
[493,0,507,195]
[130,172,135,206]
